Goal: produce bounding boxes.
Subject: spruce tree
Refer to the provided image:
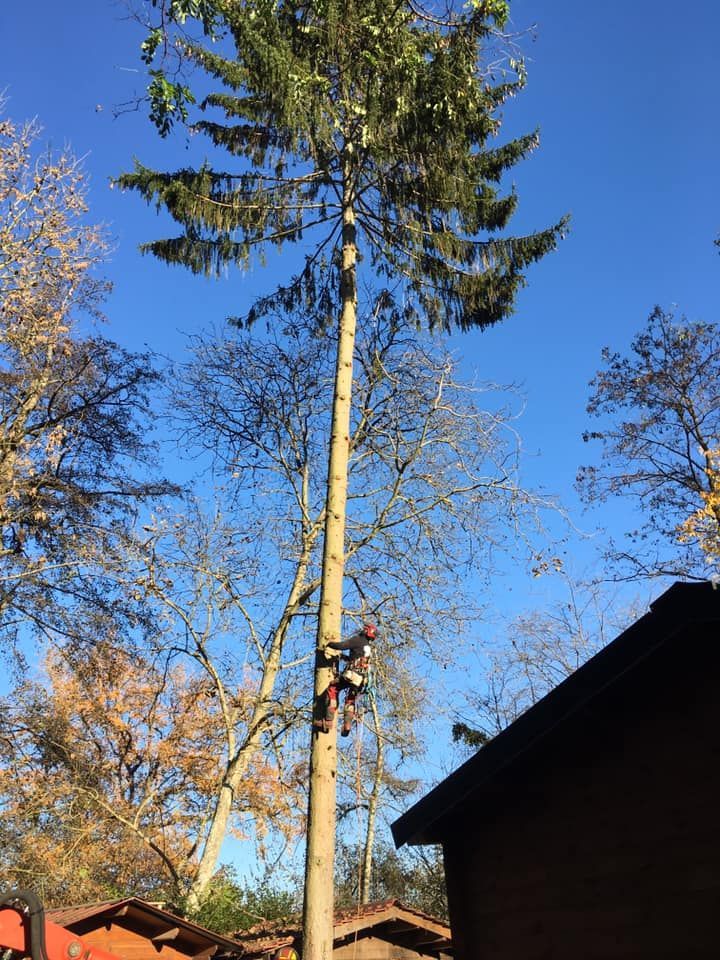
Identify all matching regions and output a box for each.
[120,2,566,956]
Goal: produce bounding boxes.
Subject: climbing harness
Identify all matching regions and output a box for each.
[314,631,374,736]
[341,662,369,692]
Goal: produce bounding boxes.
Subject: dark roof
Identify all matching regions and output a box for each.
[392,580,720,848]
[48,898,243,956]
[233,899,452,958]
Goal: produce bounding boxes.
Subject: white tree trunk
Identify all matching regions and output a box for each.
[186,547,316,911]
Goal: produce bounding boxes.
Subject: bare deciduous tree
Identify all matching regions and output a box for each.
[454,576,638,746]
[0,113,172,646]
[0,590,302,905]
[0,309,551,908]
[155,310,553,907]
[578,307,720,581]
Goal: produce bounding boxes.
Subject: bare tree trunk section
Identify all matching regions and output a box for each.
[302,182,357,960]
[185,780,235,911]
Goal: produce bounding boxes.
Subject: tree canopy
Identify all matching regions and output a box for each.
[0,114,173,648]
[122,3,565,953]
[579,307,720,580]
[122,0,566,331]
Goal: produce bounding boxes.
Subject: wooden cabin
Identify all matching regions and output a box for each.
[48,899,241,960]
[393,581,720,960]
[233,899,452,959]
[48,897,451,960]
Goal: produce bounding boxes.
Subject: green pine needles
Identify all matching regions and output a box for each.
[121,5,568,946]
[121,0,567,332]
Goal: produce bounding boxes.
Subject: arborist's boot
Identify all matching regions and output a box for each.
[341,703,355,737]
[313,691,336,733]
[312,709,329,733]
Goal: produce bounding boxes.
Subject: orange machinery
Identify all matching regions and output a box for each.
[0,892,120,960]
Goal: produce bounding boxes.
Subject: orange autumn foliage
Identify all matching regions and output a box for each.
[0,638,302,903]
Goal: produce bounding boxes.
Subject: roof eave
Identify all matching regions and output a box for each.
[392,581,720,848]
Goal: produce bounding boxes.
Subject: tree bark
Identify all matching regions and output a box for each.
[302,174,357,960]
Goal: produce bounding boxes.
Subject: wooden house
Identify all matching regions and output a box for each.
[392,581,720,959]
[232,899,452,959]
[48,899,242,960]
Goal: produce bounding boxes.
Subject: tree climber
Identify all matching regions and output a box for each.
[317,623,376,736]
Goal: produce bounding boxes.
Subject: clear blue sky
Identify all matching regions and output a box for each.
[2,0,718,619]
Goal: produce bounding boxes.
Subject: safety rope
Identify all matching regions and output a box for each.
[351,691,368,960]
[339,608,377,960]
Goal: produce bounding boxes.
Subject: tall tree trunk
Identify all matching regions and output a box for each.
[302,175,357,960]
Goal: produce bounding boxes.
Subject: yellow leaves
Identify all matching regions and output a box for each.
[676,447,720,569]
[0,117,107,342]
[0,114,157,635]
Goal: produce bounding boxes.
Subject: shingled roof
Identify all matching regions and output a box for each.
[233,899,452,958]
[48,898,242,957]
[48,903,129,927]
[392,580,720,847]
